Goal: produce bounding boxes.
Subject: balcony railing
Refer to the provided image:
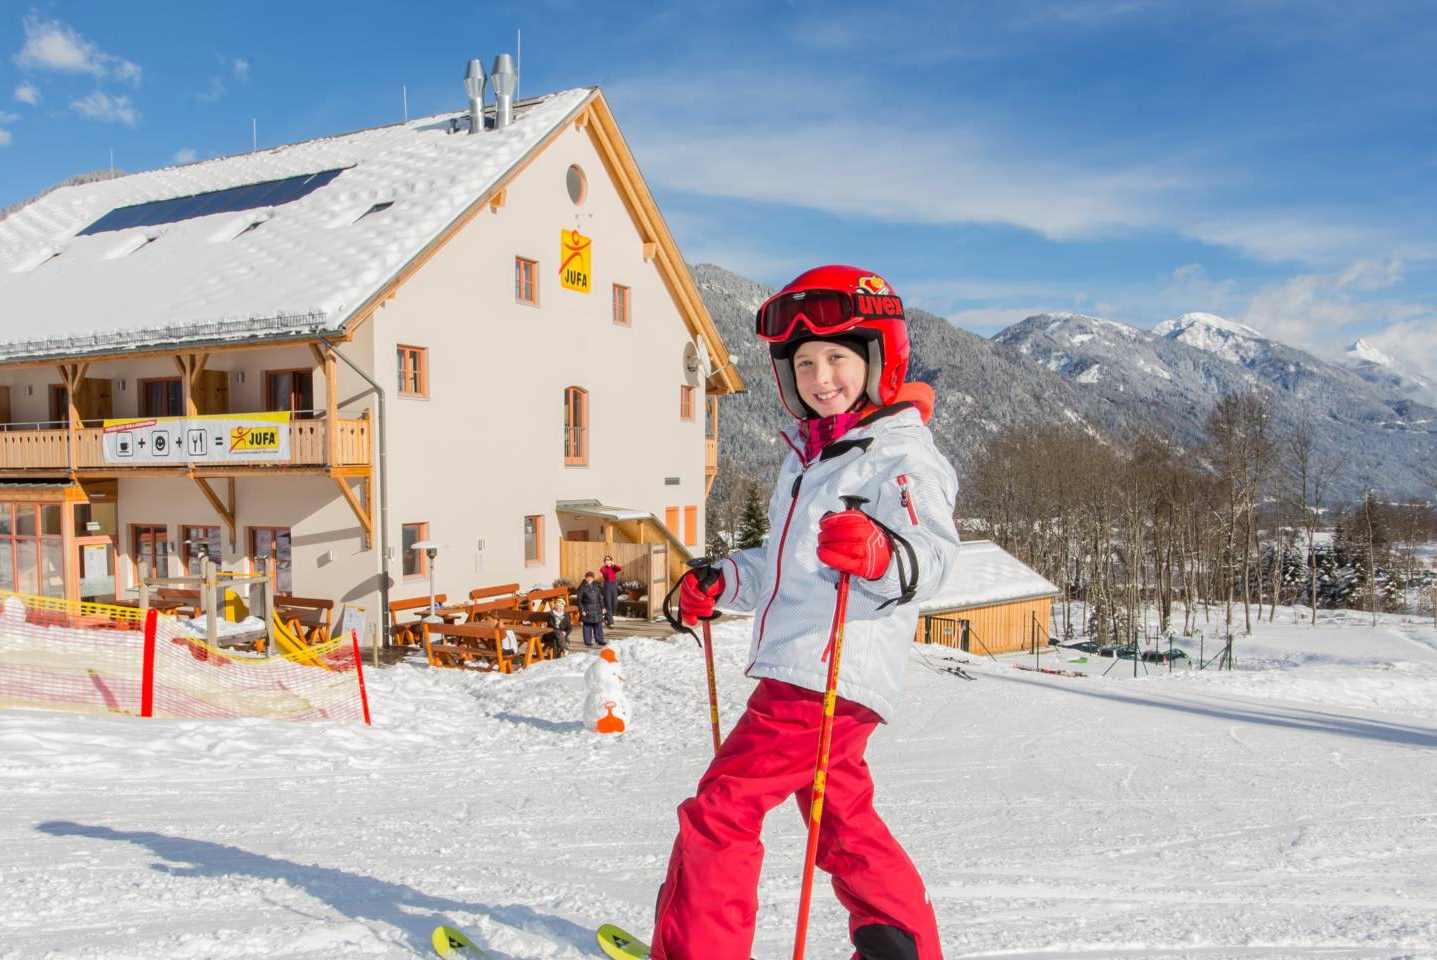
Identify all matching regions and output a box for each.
[0,415,371,471]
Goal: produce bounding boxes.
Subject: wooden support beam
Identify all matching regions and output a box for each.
[174,353,209,417]
[642,240,657,262]
[309,343,338,466]
[332,473,373,549]
[58,362,83,474]
[226,478,236,551]
[489,188,506,212]
[192,475,236,549]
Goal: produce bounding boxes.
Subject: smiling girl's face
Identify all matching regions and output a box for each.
[793,340,868,417]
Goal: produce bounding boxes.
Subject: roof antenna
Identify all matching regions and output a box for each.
[516,28,521,100]
[109,148,114,174]
[251,118,258,152]
[402,84,409,122]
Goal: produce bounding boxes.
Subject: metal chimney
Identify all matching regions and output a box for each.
[464,59,485,134]
[490,53,517,130]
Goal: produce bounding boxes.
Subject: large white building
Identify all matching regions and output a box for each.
[0,67,742,641]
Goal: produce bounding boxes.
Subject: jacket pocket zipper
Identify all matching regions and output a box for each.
[897,474,919,526]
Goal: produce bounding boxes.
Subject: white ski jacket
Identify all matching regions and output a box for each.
[716,401,961,722]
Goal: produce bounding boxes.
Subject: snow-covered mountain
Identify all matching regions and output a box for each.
[1340,337,1437,406]
[993,311,1437,498]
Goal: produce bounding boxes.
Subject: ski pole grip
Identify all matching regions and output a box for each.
[839,495,869,513]
[688,556,721,590]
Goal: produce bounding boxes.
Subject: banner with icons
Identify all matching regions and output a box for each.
[101,411,292,464]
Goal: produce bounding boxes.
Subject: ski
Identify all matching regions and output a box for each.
[432,924,485,958]
[597,923,651,959]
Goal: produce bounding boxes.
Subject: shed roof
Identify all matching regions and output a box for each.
[920,539,1060,613]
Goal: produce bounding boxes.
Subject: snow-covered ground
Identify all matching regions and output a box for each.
[3,609,1436,959]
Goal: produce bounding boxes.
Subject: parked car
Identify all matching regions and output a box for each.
[1142,648,1191,664]
[1065,640,1101,653]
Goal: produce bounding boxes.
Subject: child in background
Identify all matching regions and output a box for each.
[546,597,571,658]
[656,266,962,960]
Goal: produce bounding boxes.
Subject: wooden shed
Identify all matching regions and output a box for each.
[915,540,1060,655]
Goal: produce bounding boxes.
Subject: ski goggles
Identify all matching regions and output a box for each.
[755,289,904,342]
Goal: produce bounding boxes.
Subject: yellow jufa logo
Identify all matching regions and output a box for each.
[230,425,281,453]
[560,228,592,293]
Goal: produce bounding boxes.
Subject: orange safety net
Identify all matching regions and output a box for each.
[0,591,369,723]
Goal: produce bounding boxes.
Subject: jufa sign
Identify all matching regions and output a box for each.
[560,228,592,293]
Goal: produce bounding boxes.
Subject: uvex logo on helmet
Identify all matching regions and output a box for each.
[855,293,904,318]
[856,275,890,296]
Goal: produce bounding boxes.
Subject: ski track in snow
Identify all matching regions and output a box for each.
[2,611,1436,959]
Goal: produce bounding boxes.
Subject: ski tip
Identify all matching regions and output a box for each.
[433,924,482,958]
[596,923,651,959]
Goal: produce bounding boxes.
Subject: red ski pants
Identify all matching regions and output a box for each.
[651,679,942,960]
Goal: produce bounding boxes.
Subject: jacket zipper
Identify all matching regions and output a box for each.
[755,470,804,651]
[897,474,919,526]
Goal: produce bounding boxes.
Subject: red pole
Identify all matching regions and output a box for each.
[350,629,373,726]
[701,619,721,754]
[791,571,852,960]
[139,608,158,718]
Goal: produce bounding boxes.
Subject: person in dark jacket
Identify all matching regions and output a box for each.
[599,555,623,626]
[576,571,607,647]
[546,598,572,658]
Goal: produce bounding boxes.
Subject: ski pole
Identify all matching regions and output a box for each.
[792,495,865,960]
[661,557,725,754]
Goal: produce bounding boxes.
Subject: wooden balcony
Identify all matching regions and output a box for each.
[0,416,371,474]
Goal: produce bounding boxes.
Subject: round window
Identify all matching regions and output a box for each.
[566,164,587,205]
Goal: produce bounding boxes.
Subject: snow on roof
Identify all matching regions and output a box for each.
[0,88,594,361]
[555,500,651,522]
[920,539,1060,613]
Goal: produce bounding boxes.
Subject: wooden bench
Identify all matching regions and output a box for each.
[422,621,540,672]
[273,595,334,645]
[468,582,522,606]
[153,588,202,617]
[389,594,447,647]
[524,587,578,625]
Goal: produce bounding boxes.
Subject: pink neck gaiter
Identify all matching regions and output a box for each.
[801,410,866,465]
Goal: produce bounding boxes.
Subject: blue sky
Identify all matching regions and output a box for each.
[1,1,1434,370]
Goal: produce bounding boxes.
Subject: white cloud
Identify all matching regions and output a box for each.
[232,57,250,80]
[0,110,18,124]
[70,91,138,126]
[1239,260,1428,352]
[196,76,227,103]
[196,56,251,103]
[0,128,11,147]
[172,147,197,164]
[1363,315,1437,382]
[14,83,40,105]
[14,14,141,85]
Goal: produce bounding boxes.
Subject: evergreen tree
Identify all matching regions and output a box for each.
[736,483,769,550]
[705,524,730,559]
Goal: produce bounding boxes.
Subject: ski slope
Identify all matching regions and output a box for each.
[2,609,1435,959]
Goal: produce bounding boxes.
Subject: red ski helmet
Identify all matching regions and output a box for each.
[756,264,910,419]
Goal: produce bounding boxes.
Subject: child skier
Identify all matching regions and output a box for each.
[656,266,961,960]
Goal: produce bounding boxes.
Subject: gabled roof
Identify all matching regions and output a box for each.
[0,87,742,393]
[920,539,1061,613]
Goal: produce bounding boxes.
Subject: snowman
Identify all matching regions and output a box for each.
[583,647,629,733]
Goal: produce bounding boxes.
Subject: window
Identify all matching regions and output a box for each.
[684,506,698,547]
[249,527,293,596]
[665,506,679,535]
[564,386,588,465]
[265,369,314,417]
[180,525,222,575]
[515,256,538,305]
[680,385,695,421]
[612,283,630,326]
[566,164,587,205]
[397,346,428,397]
[139,378,183,417]
[402,522,428,578]
[0,503,64,597]
[524,515,543,566]
[132,524,170,585]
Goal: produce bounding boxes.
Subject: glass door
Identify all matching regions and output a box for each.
[76,539,116,602]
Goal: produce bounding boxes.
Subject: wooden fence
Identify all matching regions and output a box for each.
[558,541,669,620]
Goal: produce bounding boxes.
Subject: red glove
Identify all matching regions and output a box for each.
[817,509,892,580]
[679,568,725,626]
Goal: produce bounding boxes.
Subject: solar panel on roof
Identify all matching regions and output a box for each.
[76,168,348,237]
